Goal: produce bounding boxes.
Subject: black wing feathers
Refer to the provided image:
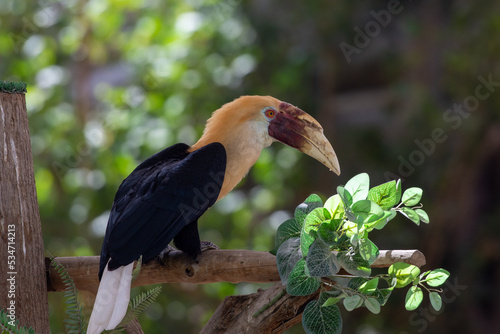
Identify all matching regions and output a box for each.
[99,142,226,279]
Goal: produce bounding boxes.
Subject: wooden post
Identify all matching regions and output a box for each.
[0,89,50,333]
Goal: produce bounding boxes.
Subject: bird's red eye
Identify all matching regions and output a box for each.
[264,108,276,119]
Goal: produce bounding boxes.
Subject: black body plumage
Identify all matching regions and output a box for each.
[98,142,227,280]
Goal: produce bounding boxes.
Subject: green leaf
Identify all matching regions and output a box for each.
[276,237,302,284]
[379,288,393,306]
[324,194,345,219]
[401,207,420,225]
[349,233,358,246]
[345,210,357,223]
[286,259,321,296]
[415,209,430,224]
[322,297,341,307]
[320,290,346,308]
[301,207,330,257]
[337,186,353,208]
[429,291,443,311]
[131,255,143,283]
[295,194,323,224]
[402,187,423,206]
[345,173,370,202]
[321,291,345,307]
[358,237,379,264]
[347,277,369,290]
[395,179,402,204]
[323,289,344,298]
[342,220,356,237]
[367,180,398,210]
[329,218,344,230]
[386,209,397,222]
[405,286,424,311]
[358,277,379,294]
[50,257,87,334]
[317,220,341,245]
[365,210,396,231]
[343,295,362,311]
[123,285,163,326]
[271,218,302,254]
[337,251,371,277]
[424,269,450,287]
[388,262,421,288]
[302,300,342,334]
[364,298,381,314]
[351,200,385,227]
[306,239,340,277]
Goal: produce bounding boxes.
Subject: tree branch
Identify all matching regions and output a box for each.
[200,283,316,334]
[46,249,425,293]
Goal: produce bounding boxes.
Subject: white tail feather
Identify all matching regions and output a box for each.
[87,261,134,334]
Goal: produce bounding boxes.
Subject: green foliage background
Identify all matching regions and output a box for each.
[1,0,499,333]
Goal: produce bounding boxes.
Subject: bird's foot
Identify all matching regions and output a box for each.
[200,241,220,252]
[157,244,177,265]
[192,241,220,264]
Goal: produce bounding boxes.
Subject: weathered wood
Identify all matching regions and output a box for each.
[47,250,280,293]
[124,318,145,334]
[0,92,50,333]
[200,282,318,334]
[46,249,425,292]
[370,249,426,268]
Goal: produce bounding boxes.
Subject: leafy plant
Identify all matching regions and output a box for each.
[50,257,88,334]
[273,173,449,334]
[50,254,161,334]
[0,308,38,334]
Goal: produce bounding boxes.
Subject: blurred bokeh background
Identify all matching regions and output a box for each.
[1,0,499,333]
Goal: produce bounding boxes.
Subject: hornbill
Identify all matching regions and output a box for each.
[87,95,340,333]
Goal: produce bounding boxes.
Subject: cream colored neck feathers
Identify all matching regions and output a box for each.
[189,96,280,200]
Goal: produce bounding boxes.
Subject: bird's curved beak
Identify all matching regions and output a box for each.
[268,102,341,175]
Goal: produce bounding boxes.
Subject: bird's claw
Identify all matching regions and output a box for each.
[192,241,220,264]
[157,244,177,265]
[200,241,220,252]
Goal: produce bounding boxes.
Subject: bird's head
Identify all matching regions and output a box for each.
[191,95,340,176]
